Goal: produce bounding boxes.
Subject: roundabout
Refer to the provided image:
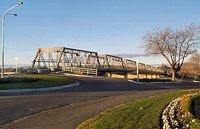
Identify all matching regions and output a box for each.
[0,75,200,129]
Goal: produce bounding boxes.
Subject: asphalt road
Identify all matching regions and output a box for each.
[0,76,200,129]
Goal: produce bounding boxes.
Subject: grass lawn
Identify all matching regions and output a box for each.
[0,74,73,90]
[77,90,198,129]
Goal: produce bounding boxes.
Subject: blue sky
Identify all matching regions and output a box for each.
[0,0,200,65]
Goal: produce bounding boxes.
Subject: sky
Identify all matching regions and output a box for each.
[0,0,200,65]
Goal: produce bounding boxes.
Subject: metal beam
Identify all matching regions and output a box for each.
[31,47,167,76]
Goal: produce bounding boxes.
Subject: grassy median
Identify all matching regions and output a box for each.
[0,74,73,90]
[77,90,198,129]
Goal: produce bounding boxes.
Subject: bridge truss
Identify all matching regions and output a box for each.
[32,47,165,78]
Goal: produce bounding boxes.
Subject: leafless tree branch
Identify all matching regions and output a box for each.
[143,24,200,81]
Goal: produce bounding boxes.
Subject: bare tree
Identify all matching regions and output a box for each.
[180,62,193,78]
[180,53,200,80]
[189,52,200,80]
[143,25,200,81]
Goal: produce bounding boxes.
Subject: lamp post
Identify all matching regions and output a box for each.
[136,61,139,82]
[14,57,19,74]
[1,1,23,78]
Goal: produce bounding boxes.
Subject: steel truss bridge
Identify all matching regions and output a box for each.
[32,47,165,79]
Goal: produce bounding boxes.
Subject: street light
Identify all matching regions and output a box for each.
[136,61,139,82]
[1,1,23,78]
[14,57,19,74]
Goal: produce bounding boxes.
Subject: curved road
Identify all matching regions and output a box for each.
[0,75,200,129]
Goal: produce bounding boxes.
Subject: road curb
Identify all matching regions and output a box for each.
[64,73,100,78]
[0,80,79,93]
[128,80,182,84]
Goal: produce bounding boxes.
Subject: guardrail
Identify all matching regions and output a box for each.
[64,67,97,75]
